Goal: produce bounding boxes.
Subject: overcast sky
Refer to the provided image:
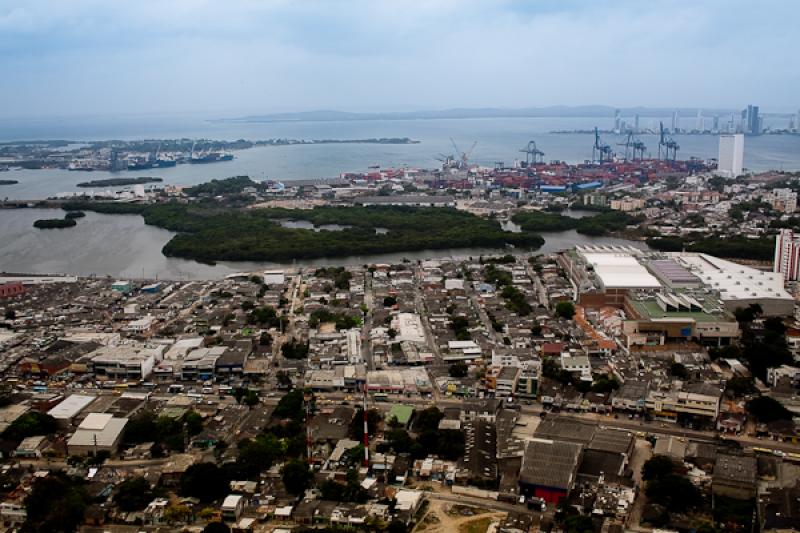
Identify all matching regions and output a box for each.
[1,0,798,118]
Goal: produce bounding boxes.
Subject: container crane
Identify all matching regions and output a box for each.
[450,138,477,169]
[617,133,647,162]
[658,122,680,162]
[592,127,613,164]
[519,140,545,166]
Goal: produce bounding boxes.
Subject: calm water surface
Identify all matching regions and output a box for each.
[0,208,648,280]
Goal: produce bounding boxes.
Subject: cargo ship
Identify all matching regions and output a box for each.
[189,151,234,164]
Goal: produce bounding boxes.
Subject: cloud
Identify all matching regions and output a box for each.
[0,0,797,117]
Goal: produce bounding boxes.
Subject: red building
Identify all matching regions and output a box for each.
[0,282,25,299]
[519,439,583,505]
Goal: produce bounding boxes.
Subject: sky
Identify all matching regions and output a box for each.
[1,0,798,118]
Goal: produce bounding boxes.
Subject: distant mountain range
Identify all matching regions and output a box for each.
[216,105,754,124]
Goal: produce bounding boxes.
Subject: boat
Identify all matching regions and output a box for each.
[155,158,177,168]
[190,151,234,164]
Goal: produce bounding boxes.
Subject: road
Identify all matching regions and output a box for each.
[362,272,375,370]
[290,391,800,454]
[424,491,532,515]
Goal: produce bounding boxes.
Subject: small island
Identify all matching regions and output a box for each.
[33,218,78,229]
[76,177,163,188]
[0,180,19,185]
[64,210,86,219]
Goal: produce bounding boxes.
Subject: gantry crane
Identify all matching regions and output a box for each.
[658,122,680,161]
[592,127,613,164]
[519,140,545,166]
[618,133,647,162]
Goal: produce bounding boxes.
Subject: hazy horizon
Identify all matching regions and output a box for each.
[1,0,798,119]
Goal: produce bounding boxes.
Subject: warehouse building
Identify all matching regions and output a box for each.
[519,439,583,504]
[67,413,128,456]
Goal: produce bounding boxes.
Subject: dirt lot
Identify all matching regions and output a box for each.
[414,500,505,533]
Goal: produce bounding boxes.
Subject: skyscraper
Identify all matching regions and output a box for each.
[742,104,761,134]
[696,109,703,131]
[614,109,621,132]
[712,115,720,131]
[634,114,640,131]
[671,110,679,133]
[774,229,800,281]
[717,134,744,178]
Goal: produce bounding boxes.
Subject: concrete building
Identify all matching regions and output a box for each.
[221,495,245,521]
[774,229,800,281]
[391,313,427,344]
[645,386,721,420]
[356,195,455,207]
[768,188,798,213]
[717,134,744,178]
[67,412,128,456]
[519,439,583,504]
[713,454,757,500]
[90,344,163,380]
[47,394,97,426]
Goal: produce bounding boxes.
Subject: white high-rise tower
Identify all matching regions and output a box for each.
[717,134,744,178]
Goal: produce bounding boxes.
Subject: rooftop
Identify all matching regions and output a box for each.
[520,439,583,490]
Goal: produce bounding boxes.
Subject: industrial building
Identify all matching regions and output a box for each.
[89,344,165,380]
[560,248,793,318]
[519,439,583,504]
[67,412,128,456]
[47,394,97,426]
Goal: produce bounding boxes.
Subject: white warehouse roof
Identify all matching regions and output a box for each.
[47,394,96,420]
[580,251,661,289]
[674,253,792,302]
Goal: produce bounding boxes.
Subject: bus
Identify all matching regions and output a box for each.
[374,393,389,402]
[168,384,184,394]
[218,385,233,396]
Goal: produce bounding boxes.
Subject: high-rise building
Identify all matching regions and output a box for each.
[614,109,621,132]
[742,104,761,134]
[634,114,640,131]
[671,110,679,133]
[696,109,703,131]
[774,229,800,281]
[717,134,744,178]
[712,115,720,131]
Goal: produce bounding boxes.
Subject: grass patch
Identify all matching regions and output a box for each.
[458,517,492,533]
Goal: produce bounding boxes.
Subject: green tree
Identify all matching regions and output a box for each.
[274,389,305,421]
[2,412,58,443]
[555,301,575,319]
[413,407,444,433]
[642,455,675,481]
[449,362,468,378]
[747,396,792,423]
[179,463,230,503]
[669,362,689,379]
[185,411,204,436]
[4,309,15,320]
[114,477,153,512]
[646,473,701,511]
[203,522,231,533]
[281,459,312,495]
[24,473,89,533]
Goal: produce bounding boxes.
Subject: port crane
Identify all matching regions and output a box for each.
[658,122,679,161]
[519,140,545,166]
[450,138,477,169]
[592,127,613,164]
[618,133,647,162]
